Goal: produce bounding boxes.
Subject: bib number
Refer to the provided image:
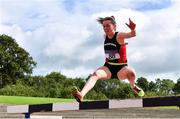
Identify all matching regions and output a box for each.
[106,53,120,60]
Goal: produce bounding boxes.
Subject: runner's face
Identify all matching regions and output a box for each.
[102,20,116,35]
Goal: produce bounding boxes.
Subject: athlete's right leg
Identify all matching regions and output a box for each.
[72,66,111,102]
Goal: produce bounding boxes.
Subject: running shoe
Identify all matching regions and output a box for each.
[72,86,83,103]
[133,86,145,97]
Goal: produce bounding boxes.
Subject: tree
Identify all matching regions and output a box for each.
[136,77,149,92]
[155,78,161,92]
[93,79,134,99]
[148,81,156,92]
[160,79,175,95]
[173,78,180,95]
[46,72,67,83]
[0,34,36,88]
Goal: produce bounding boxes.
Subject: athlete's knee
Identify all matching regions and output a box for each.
[91,69,107,79]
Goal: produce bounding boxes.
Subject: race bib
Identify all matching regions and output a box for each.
[105,53,120,60]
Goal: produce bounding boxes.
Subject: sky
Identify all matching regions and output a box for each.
[0,0,180,82]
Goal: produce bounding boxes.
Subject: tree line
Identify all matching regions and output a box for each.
[0,34,180,100]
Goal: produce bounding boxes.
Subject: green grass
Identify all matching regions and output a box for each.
[0,95,75,105]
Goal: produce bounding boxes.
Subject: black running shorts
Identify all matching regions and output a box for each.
[104,62,128,79]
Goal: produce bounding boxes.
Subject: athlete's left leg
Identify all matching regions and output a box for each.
[117,66,145,97]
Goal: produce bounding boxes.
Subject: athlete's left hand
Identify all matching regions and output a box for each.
[125,18,136,30]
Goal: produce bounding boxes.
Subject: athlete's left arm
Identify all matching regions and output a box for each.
[118,30,136,39]
[117,18,136,41]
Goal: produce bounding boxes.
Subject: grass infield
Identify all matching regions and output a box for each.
[0,95,75,105]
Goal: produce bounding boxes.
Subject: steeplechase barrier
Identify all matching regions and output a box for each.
[6,96,180,119]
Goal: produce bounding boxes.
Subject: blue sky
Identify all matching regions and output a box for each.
[135,0,172,10]
[63,0,172,13]
[0,0,179,82]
